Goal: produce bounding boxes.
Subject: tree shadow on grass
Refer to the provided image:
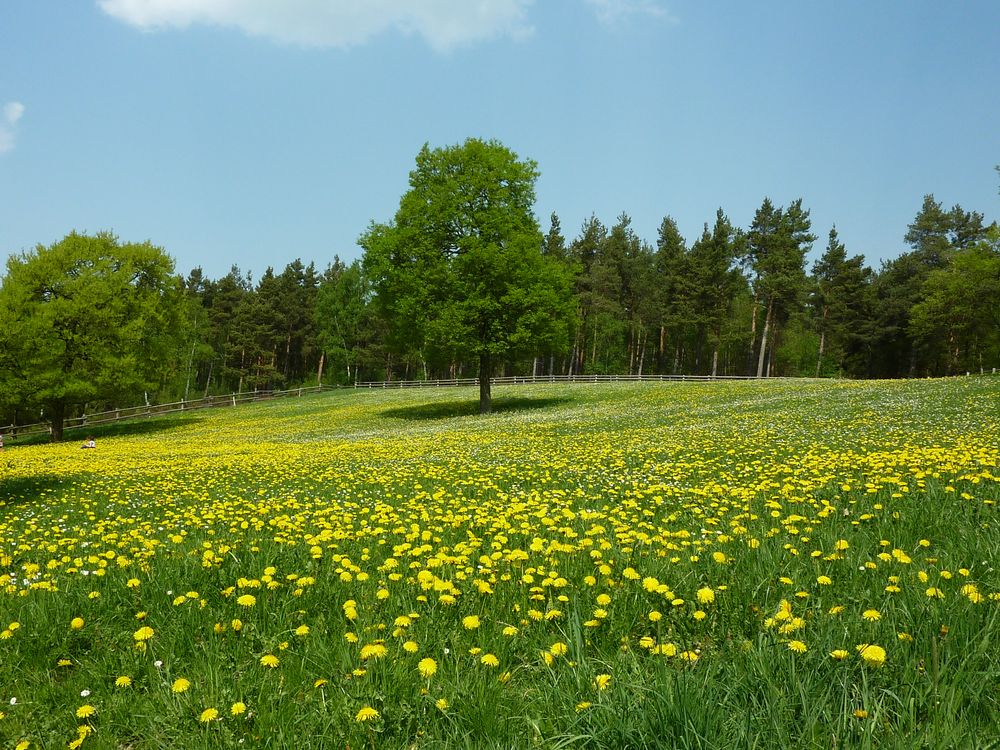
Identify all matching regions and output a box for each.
[381,396,572,422]
[6,416,207,447]
[0,473,80,510]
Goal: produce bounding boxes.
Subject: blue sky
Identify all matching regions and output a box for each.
[2,1,998,281]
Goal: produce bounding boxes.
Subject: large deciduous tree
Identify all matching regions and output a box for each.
[0,231,183,440]
[361,138,573,413]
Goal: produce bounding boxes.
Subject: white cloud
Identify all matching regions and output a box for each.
[98,0,536,52]
[0,101,25,154]
[584,0,675,27]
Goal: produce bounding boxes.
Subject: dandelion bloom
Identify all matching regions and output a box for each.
[294,625,310,636]
[788,640,807,653]
[313,679,328,688]
[480,653,499,667]
[260,654,280,668]
[115,676,132,688]
[355,706,379,722]
[816,576,832,585]
[134,626,154,641]
[70,617,85,630]
[359,643,387,661]
[402,640,419,653]
[696,587,715,604]
[594,674,612,691]
[649,610,662,622]
[237,594,256,607]
[576,701,592,712]
[435,698,449,711]
[856,644,886,667]
[231,618,243,632]
[925,587,945,599]
[172,678,191,693]
[418,658,438,678]
[549,642,568,657]
[830,650,849,660]
[198,708,219,723]
[76,704,96,718]
[692,610,707,621]
[231,701,247,715]
[462,615,481,630]
[862,609,881,621]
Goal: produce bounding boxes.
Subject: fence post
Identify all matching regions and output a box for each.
[232,394,236,407]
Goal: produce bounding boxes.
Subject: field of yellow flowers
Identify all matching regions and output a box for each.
[1,378,998,749]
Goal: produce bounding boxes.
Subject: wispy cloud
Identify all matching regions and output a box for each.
[0,101,25,154]
[584,0,675,27]
[97,0,536,52]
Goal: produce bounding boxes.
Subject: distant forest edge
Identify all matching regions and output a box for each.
[1,140,998,437]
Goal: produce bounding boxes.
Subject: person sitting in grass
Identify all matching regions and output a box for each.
[81,436,96,449]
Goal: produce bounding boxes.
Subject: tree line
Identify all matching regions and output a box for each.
[1,141,998,435]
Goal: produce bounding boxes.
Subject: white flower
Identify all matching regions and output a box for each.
[9,697,17,705]
[154,660,163,668]
[80,689,91,697]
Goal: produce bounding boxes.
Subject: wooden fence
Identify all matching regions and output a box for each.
[1,373,829,441]
[1,385,336,441]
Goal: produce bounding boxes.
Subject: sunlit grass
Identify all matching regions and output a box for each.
[1,378,998,748]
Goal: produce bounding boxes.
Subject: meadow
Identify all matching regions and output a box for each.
[0,378,998,749]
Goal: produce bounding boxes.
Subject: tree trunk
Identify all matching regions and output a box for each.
[747,293,759,374]
[711,346,719,378]
[756,298,773,378]
[203,359,214,398]
[479,351,492,414]
[815,330,826,378]
[637,329,646,376]
[50,400,66,442]
[815,306,828,378]
[316,351,325,384]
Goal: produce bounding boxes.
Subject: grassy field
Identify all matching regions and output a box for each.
[1,378,998,749]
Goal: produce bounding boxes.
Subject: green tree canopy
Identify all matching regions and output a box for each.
[361,138,573,412]
[0,231,183,440]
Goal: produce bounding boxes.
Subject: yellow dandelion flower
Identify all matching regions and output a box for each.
[696,587,715,604]
[502,625,518,636]
[462,615,481,630]
[862,609,881,621]
[594,674,612,691]
[856,644,886,667]
[816,575,832,585]
[692,610,707,621]
[649,610,662,622]
[294,624,310,636]
[787,640,807,653]
[549,642,568,657]
[480,653,499,667]
[576,701,592,712]
[402,640,419,653]
[260,654,280,668]
[359,643,387,660]
[198,707,218,723]
[134,626,155,641]
[355,706,379,723]
[435,698,449,711]
[115,675,132,688]
[418,658,438,678]
[237,594,256,607]
[231,701,246,715]
[231,618,243,632]
[75,704,96,718]
[172,677,191,693]
[70,617,85,630]
[925,587,945,599]
[830,649,849,660]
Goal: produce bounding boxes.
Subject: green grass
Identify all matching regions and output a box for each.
[0,377,998,749]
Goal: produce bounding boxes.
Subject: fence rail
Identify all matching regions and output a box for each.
[353,373,769,388]
[2,374,830,441]
[1,385,336,440]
